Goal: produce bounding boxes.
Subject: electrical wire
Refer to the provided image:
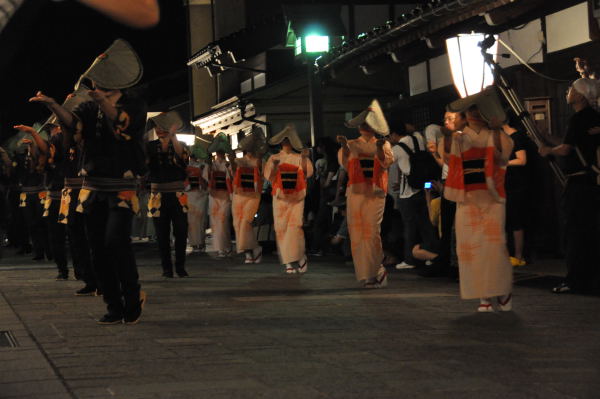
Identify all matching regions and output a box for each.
[526,45,543,64]
[497,38,571,82]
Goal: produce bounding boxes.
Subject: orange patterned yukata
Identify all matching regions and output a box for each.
[339,136,394,282]
[232,155,262,253]
[264,150,313,265]
[444,126,514,299]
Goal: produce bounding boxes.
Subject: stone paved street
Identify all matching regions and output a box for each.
[1,243,599,399]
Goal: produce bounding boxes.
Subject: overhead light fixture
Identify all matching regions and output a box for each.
[446,33,497,98]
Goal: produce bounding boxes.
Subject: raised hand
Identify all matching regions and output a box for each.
[588,126,600,135]
[88,89,108,104]
[29,91,55,106]
[13,125,37,135]
[426,142,437,154]
[539,145,552,157]
[336,135,348,145]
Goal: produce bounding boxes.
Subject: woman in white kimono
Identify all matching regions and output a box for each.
[263,124,313,274]
[337,99,394,288]
[445,88,514,312]
[230,126,266,263]
[205,133,233,258]
[186,151,209,253]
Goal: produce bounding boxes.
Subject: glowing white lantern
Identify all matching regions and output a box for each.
[446,33,498,98]
[176,134,196,146]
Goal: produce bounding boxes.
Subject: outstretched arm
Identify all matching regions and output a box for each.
[13,125,48,155]
[29,91,75,129]
[77,0,160,28]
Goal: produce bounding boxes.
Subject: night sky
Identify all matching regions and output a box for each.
[0,0,188,140]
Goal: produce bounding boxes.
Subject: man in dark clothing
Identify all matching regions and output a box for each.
[15,123,71,279]
[146,111,189,278]
[43,90,97,295]
[30,39,147,324]
[12,127,49,263]
[540,78,600,294]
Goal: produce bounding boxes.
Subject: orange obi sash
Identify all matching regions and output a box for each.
[186,166,202,189]
[347,153,387,192]
[210,170,232,193]
[445,145,507,202]
[233,166,261,193]
[272,163,306,195]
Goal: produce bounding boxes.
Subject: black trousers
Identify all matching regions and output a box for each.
[397,191,440,267]
[311,195,333,252]
[152,192,188,273]
[381,194,404,259]
[66,191,95,287]
[7,189,27,249]
[45,199,68,275]
[563,178,600,292]
[439,196,457,276]
[22,193,48,258]
[84,194,140,317]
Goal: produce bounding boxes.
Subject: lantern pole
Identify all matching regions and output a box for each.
[479,35,566,187]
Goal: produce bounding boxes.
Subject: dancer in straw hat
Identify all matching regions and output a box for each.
[146,111,189,278]
[186,134,212,253]
[230,125,267,264]
[264,124,313,274]
[29,39,147,325]
[337,99,394,288]
[445,87,514,312]
[205,133,234,258]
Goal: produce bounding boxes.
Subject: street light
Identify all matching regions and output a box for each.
[293,33,331,56]
[446,33,497,98]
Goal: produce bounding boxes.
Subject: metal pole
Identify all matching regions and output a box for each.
[482,51,566,187]
[307,60,324,147]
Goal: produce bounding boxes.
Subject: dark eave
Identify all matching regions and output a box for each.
[188,13,286,68]
[316,0,583,76]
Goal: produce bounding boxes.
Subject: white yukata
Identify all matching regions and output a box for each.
[205,158,232,255]
[186,160,209,249]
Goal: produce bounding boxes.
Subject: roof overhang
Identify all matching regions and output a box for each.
[191,97,257,134]
[187,14,287,77]
[316,0,583,76]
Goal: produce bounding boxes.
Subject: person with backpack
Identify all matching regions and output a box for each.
[337,99,394,288]
[393,117,441,274]
[540,78,600,294]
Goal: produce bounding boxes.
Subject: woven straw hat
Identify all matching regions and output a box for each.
[345,99,389,136]
[268,123,303,151]
[77,39,143,90]
[148,111,184,133]
[447,86,506,124]
[238,125,267,155]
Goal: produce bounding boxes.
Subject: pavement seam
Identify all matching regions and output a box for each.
[0,291,78,399]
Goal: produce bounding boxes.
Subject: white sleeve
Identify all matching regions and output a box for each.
[395,141,411,175]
